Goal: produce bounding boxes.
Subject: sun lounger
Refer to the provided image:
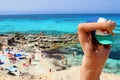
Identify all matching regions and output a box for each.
[7,66,18,72]
[6,66,19,76]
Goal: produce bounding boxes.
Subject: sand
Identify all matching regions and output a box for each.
[0,45,120,80]
[0,66,120,80]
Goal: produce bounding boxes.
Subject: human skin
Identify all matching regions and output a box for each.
[78,21,116,80]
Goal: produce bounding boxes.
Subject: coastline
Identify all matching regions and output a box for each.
[0,33,120,80]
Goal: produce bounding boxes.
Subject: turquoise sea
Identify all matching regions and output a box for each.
[0,14,120,74]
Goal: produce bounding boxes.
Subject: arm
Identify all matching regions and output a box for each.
[78,21,116,49]
[78,21,116,33]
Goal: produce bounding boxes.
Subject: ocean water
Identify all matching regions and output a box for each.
[0,14,120,74]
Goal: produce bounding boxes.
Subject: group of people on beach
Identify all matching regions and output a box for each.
[0,45,28,76]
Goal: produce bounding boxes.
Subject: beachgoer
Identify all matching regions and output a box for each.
[72,51,77,57]
[61,59,64,64]
[12,54,17,63]
[31,53,35,60]
[28,57,32,66]
[19,71,24,76]
[11,47,14,51]
[78,17,116,80]
[0,66,4,71]
[7,52,13,60]
[2,49,4,56]
[64,59,68,65]
[21,42,24,48]
[6,47,10,53]
[49,68,52,72]
[61,55,67,65]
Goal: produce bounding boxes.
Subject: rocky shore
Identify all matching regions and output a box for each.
[0,32,78,51]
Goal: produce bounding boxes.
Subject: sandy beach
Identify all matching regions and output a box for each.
[0,49,120,80]
[0,66,120,80]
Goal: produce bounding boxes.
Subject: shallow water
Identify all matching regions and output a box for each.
[60,43,120,75]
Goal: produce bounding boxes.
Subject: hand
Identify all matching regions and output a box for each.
[105,20,116,33]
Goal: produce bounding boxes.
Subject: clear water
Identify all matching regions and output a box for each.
[0,14,120,34]
[0,14,120,74]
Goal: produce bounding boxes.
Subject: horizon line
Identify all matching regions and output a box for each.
[0,13,120,15]
[0,11,120,15]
